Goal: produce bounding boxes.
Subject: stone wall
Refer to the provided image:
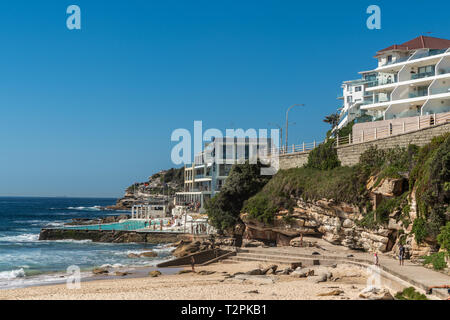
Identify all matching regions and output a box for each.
[39,228,182,244]
[278,151,310,170]
[337,122,450,166]
[277,122,449,169]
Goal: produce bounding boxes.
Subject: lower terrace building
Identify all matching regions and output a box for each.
[175,137,272,212]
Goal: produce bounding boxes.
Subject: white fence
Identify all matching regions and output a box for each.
[336,112,450,146]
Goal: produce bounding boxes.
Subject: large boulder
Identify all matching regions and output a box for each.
[372,177,405,197]
[140,251,158,258]
[172,241,201,258]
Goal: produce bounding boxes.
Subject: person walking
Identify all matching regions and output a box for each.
[190,256,195,272]
[374,252,379,266]
[398,244,405,266]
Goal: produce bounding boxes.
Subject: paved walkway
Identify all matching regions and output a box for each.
[239,237,450,299]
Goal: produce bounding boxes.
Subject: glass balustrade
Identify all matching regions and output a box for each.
[411,71,435,80]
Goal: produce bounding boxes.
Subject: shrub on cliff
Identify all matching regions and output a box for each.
[395,287,428,300]
[410,133,450,217]
[437,222,450,253]
[242,166,370,222]
[305,139,340,170]
[205,162,271,232]
[410,133,450,244]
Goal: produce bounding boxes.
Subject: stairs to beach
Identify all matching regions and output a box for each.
[219,246,450,300]
[222,247,359,267]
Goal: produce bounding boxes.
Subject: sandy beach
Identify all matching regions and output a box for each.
[0,260,370,300]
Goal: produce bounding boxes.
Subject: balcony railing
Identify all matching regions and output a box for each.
[408,91,428,98]
[366,78,397,87]
[411,71,435,80]
[410,49,447,61]
[430,87,450,95]
[380,56,409,67]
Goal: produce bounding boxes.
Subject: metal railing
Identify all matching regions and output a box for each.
[411,71,435,80]
[272,140,323,155]
[335,112,450,147]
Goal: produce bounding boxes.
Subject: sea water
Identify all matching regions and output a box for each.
[0,197,173,289]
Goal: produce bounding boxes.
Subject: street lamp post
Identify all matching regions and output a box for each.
[285,104,305,150]
[268,123,283,152]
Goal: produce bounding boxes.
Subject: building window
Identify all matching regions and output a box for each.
[387,55,392,63]
[347,96,352,103]
[355,86,362,92]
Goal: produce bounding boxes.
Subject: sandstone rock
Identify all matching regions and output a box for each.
[372,177,405,197]
[127,253,140,258]
[280,267,293,275]
[292,269,314,278]
[178,270,194,274]
[290,262,302,269]
[244,290,259,294]
[140,251,158,258]
[115,271,130,276]
[261,265,278,275]
[172,241,200,258]
[317,289,344,296]
[92,267,109,275]
[197,270,216,275]
[243,239,265,247]
[149,270,162,277]
[342,219,354,228]
[290,237,303,247]
[315,273,328,283]
[359,287,394,300]
[245,269,263,275]
[388,219,402,230]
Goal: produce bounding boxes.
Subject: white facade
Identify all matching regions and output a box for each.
[338,36,450,126]
[175,137,272,212]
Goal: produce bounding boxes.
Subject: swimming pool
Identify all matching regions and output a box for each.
[63,219,171,231]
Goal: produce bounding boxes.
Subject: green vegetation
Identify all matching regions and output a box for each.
[205,162,271,232]
[357,194,408,228]
[305,139,340,170]
[162,167,184,186]
[323,112,340,129]
[421,252,447,270]
[409,133,450,243]
[243,165,370,222]
[394,287,428,300]
[243,132,450,249]
[437,222,450,253]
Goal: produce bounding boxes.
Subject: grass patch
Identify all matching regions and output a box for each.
[395,287,428,300]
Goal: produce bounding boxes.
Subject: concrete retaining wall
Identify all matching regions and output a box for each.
[278,151,310,170]
[337,122,450,166]
[278,122,450,169]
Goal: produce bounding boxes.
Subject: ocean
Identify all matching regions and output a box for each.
[0,197,173,289]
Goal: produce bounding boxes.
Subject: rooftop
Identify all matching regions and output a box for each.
[375,35,450,56]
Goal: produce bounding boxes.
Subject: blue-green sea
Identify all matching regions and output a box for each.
[0,197,173,289]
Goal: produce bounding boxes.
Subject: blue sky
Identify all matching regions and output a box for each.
[0,0,449,197]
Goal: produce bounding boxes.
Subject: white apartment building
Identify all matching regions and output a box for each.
[338,36,450,127]
[175,137,272,212]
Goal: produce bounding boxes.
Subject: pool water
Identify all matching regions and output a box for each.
[63,219,172,231]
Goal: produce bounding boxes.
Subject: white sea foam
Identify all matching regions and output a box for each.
[99,263,124,269]
[0,268,26,280]
[44,239,93,244]
[0,233,39,243]
[44,222,65,227]
[67,206,101,211]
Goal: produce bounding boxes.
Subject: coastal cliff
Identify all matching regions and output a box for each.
[108,167,184,210]
[206,131,449,272]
